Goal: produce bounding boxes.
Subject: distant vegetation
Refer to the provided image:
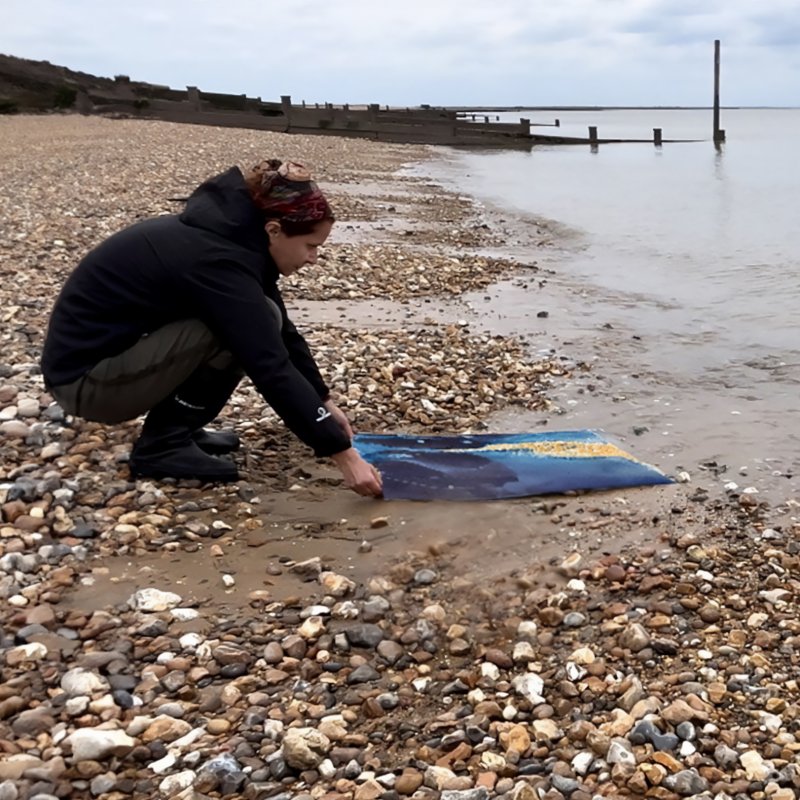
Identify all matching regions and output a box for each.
[0,53,154,113]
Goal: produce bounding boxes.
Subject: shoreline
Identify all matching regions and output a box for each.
[2,116,800,800]
[417,149,800,507]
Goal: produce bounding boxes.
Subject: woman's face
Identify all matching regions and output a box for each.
[267,219,333,277]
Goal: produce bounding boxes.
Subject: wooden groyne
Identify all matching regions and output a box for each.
[74,86,700,149]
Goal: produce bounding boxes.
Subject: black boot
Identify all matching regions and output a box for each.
[192,429,240,454]
[129,365,242,483]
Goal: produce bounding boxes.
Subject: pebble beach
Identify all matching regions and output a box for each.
[1,115,800,800]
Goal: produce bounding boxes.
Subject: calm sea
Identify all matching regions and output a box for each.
[422,109,800,492]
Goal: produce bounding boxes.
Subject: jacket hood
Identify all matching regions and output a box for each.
[180,167,270,255]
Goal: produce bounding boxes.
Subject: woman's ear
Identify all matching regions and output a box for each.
[265,220,282,239]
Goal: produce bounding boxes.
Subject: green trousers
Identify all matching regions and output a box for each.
[50,319,237,424]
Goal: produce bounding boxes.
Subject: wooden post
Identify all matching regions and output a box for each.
[713,40,725,143]
[653,128,663,146]
[588,126,598,145]
[280,96,292,132]
[484,115,489,123]
[520,118,531,135]
[186,86,201,111]
[555,118,560,127]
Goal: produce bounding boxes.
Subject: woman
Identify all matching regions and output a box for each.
[40,159,383,497]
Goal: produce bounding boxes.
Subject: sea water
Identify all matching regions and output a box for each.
[424,108,800,490]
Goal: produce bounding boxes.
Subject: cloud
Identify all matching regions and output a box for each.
[2,0,798,105]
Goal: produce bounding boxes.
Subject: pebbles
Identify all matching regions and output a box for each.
[2,114,800,800]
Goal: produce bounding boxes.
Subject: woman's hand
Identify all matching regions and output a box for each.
[324,398,354,440]
[331,448,383,498]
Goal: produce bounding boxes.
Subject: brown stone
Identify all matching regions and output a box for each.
[395,771,424,795]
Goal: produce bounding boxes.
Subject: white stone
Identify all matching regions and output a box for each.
[331,601,358,619]
[467,689,485,705]
[0,778,19,800]
[298,615,326,639]
[740,750,770,781]
[170,608,200,621]
[566,662,587,681]
[320,571,355,597]
[569,646,596,665]
[65,697,90,716]
[281,727,331,770]
[89,694,118,714]
[179,633,203,651]
[572,751,595,775]
[158,770,196,795]
[301,604,332,618]
[263,720,284,740]
[760,588,791,605]
[129,588,182,612]
[512,673,545,705]
[516,620,538,640]
[171,726,206,750]
[5,643,48,665]
[502,704,518,720]
[513,641,536,662]
[149,753,177,774]
[40,442,65,459]
[747,612,770,629]
[156,652,176,664]
[64,728,137,761]
[318,758,336,779]
[758,712,783,734]
[607,740,636,766]
[16,398,40,418]
[425,765,460,789]
[61,668,110,697]
[479,752,506,771]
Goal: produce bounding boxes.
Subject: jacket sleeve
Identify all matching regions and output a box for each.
[184,260,351,457]
[270,290,330,400]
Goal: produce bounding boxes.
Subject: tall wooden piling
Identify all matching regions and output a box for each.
[713,40,725,143]
[653,128,662,146]
[588,126,598,146]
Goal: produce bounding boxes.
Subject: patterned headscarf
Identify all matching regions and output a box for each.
[247,159,333,223]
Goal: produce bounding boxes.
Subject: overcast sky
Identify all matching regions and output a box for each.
[3,0,799,107]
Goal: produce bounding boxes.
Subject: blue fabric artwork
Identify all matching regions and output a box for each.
[354,430,673,501]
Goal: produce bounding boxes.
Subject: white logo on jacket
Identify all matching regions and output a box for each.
[316,406,331,422]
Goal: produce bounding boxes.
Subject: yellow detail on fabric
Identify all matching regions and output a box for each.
[450,441,638,461]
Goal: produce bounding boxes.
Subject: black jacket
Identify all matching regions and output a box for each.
[41,167,351,457]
